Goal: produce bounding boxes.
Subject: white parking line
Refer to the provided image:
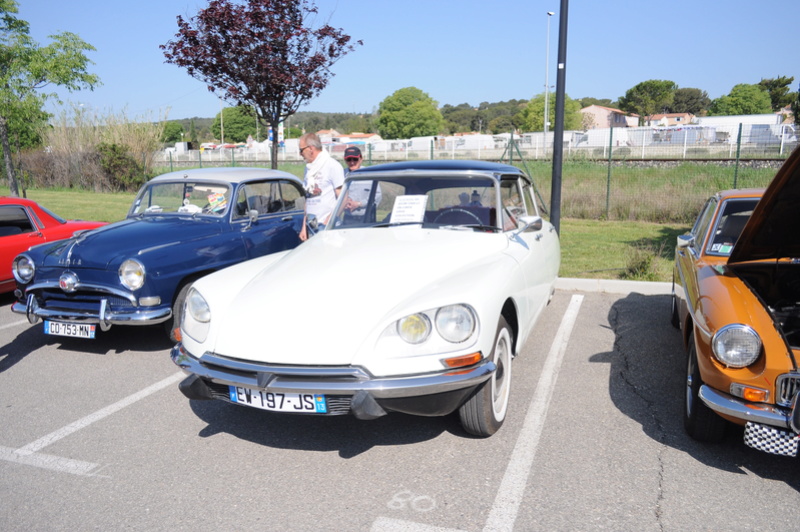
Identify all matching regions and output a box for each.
[371,295,584,532]
[0,319,29,331]
[484,294,583,531]
[2,372,184,476]
[15,372,184,456]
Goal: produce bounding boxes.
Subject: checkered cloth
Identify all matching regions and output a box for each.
[743,422,800,457]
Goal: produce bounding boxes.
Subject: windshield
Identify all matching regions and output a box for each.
[129,181,232,217]
[705,198,759,256]
[328,175,499,231]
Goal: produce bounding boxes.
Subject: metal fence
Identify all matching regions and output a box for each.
[153,120,798,170]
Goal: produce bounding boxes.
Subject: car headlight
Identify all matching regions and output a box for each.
[183,288,211,343]
[12,254,35,284]
[187,288,211,323]
[397,313,431,344]
[712,324,761,368]
[435,304,476,343]
[119,259,145,290]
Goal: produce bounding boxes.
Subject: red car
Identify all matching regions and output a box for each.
[0,197,106,294]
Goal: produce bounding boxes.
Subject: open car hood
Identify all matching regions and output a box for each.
[729,147,800,264]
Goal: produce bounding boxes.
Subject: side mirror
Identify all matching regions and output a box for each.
[248,209,259,224]
[307,214,319,231]
[676,234,694,249]
[516,215,543,233]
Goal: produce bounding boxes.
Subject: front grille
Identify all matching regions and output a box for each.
[776,373,800,407]
[38,289,134,311]
[205,381,352,415]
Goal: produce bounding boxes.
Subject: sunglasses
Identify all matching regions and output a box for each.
[345,157,360,162]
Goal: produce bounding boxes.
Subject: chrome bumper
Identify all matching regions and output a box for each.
[699,385,795,430]
[11,295,171,329]
[171,343,494,400]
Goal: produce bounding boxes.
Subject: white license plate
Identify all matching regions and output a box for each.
[44,320,96,339]
[229,386,327,414]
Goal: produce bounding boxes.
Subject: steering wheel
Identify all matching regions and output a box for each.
[433,208,483,225]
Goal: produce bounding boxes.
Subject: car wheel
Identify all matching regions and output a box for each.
[459,316,512,437]
[165,282,192,342]
[683,332,727,442]
[670,291,680,329]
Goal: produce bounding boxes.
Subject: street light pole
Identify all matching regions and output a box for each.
[544,11,555,137]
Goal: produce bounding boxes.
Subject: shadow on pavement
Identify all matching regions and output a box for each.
[590,291,800,491]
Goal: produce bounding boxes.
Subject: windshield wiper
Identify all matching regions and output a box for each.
[439,224,500,233]
[373,221,424,228]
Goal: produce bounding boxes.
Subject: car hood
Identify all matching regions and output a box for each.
[35,216,223,269]
[208,228,511,365]
[729,147,800,263]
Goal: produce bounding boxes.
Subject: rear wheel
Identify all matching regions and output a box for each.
[683,332,727,442]
[459,316,512,437]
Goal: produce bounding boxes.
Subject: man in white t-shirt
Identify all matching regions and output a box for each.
[298,133,344,241]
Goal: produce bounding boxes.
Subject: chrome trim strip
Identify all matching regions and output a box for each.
[699,385,792,429]
[171,344,494,399]
[25,280,138,305]
[10,300,171,325]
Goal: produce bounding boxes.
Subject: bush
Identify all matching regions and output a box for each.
[620,242,666,281]
[96,143,146,191]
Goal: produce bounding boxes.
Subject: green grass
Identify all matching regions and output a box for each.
[559,218,688,282]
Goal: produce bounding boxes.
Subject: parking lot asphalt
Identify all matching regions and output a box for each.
[2,280,799,532]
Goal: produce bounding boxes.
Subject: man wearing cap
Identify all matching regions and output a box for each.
[342,146,382,223]
[298,132,345,241]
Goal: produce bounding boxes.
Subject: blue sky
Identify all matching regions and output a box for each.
[21,0,800,121]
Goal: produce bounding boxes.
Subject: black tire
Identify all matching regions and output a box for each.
[165,282,192,342]
[670,291,680,329]
[459,316,512,437]
[683,332,727,442]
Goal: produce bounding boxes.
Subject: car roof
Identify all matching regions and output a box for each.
[147,167,301,185]
[0,196,39,207]
[350,160,527,180]
[714,188,765,201]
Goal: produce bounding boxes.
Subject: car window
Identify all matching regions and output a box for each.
[691,197,718,249]
[705,198,759,256]
[130,182,231,216]
[234,180,305,219]
[522,182,538,217]
[500,178,526,232]
[0,206,35,236]
[328,176,499,231]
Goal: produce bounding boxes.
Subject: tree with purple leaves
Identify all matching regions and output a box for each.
[161,0,361,168]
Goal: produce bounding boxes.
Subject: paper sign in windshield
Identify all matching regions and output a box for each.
[390,195,428,224]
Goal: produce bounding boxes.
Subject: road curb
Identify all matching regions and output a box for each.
[556,277,671,295]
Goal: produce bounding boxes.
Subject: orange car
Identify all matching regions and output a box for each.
[672,146,800,457]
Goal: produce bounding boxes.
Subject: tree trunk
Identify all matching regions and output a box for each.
[269,119,279,169]
[0,114,19,196]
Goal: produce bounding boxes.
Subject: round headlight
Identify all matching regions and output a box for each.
[12,255,35,283]
[397,313,431,344]
[119,259,145,290]
[435,304,476,343]
[712,324,761,368]
[187,289,211,323]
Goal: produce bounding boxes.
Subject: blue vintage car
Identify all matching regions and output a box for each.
[11,167,306,340]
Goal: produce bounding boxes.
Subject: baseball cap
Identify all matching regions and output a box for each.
[344,146,362,159]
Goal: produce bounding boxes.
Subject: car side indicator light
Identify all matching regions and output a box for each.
[730,383,769,403]
[443,352,482,369]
